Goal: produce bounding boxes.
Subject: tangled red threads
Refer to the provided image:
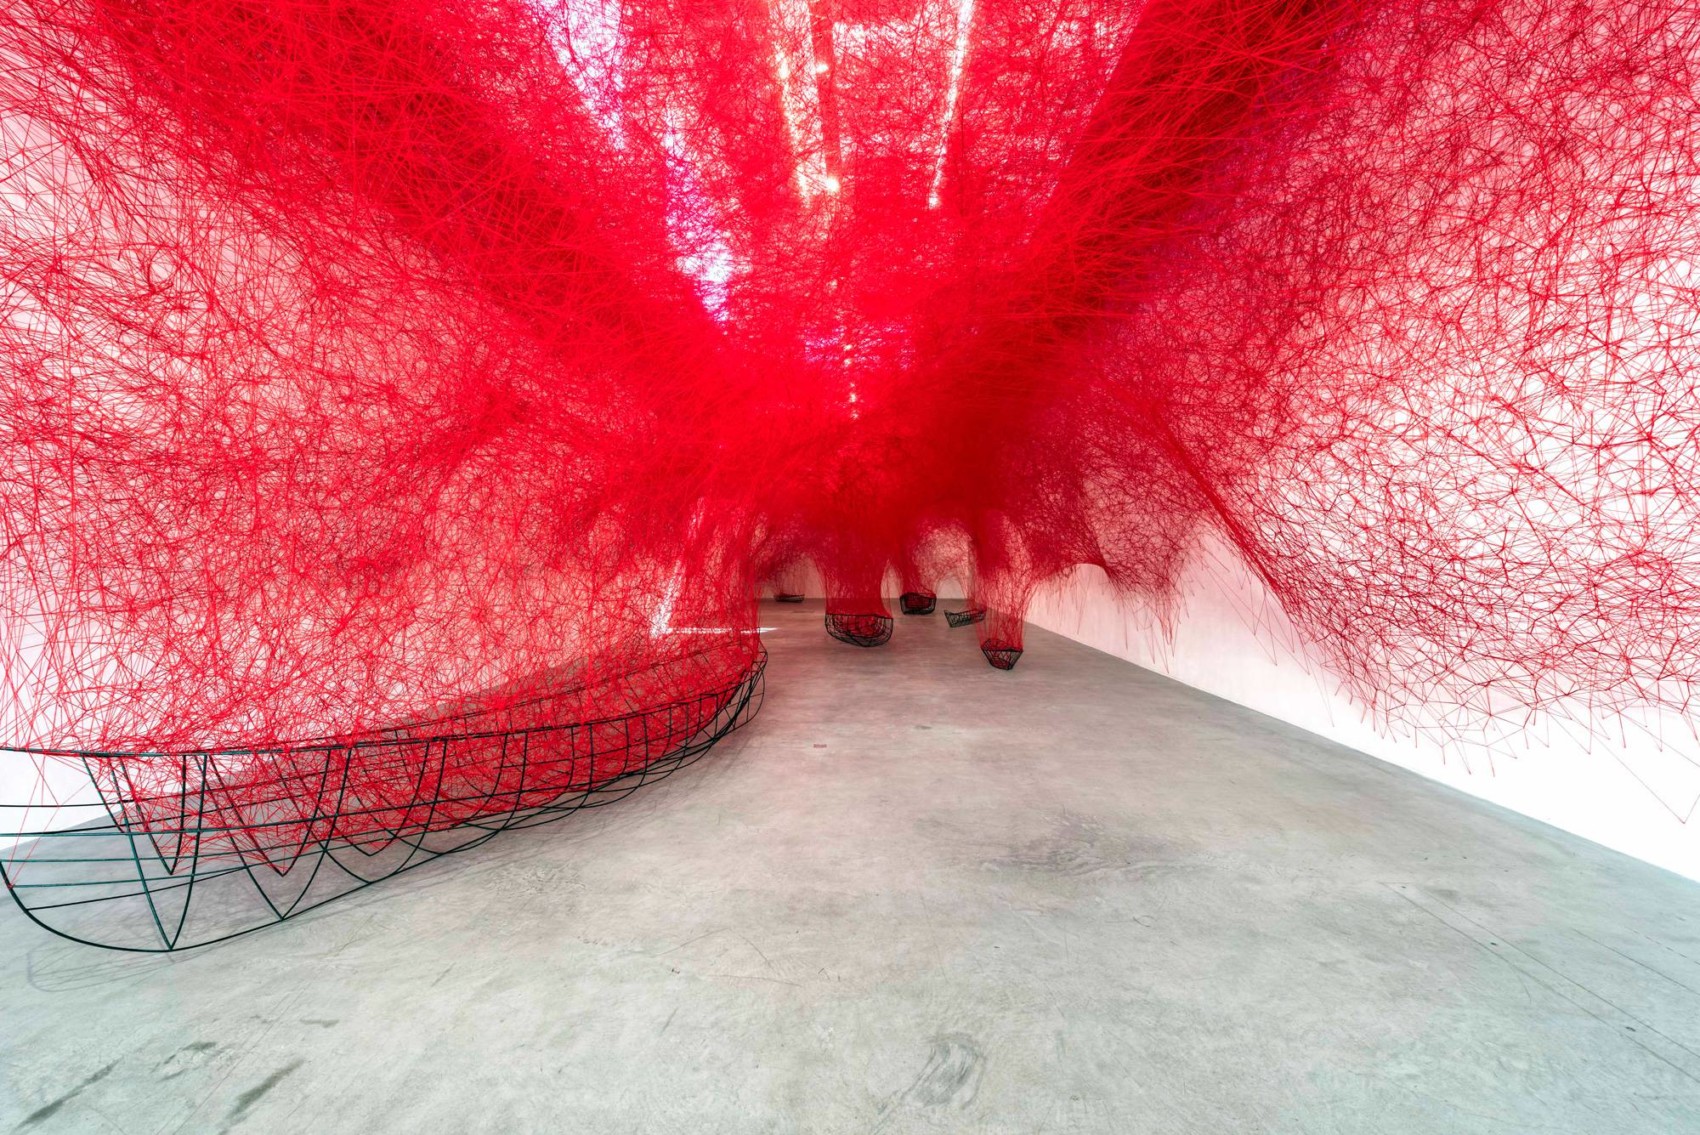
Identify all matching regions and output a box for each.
[3,0,1700,943]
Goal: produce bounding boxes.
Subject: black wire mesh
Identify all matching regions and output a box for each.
[824,612,893,647]
[944,607,987,628]
[1,645,765,952]
[899,591,937,615]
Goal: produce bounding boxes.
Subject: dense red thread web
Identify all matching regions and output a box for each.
[3,0,1700,942]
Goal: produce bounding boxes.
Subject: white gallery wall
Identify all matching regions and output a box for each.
[1025,537,1700,883]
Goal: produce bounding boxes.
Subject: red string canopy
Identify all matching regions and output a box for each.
[3,0,1699,880]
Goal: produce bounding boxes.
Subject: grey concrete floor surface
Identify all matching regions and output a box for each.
[4,600,1700,1134]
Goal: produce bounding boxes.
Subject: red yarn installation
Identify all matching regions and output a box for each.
[3,0,1700,878]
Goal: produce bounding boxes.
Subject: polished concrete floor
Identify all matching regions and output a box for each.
[4,600,1700,1133]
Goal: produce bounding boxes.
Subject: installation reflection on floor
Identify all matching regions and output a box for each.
[3,599,1699,1134]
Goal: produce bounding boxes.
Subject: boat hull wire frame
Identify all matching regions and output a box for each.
[1,646,765,952]
[825,611,894,647]
[945,607,987,628]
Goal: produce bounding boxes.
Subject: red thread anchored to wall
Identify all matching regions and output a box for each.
[3,0,1700,943]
